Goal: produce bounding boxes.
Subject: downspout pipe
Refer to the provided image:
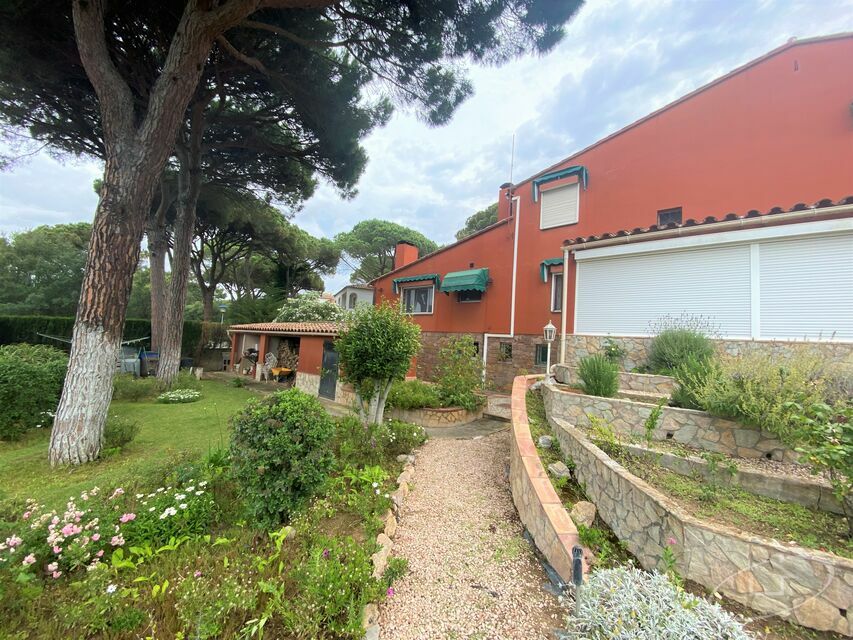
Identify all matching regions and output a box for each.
[559,245,570,365]
[483,195,520,380]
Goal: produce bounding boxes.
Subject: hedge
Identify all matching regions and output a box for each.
[0,315,205,357]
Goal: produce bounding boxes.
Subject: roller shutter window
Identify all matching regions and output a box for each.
[540,183,579,229]
[759,233,853,340]
[575,244,752,336]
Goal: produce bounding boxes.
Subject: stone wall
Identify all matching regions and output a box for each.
[542,383,796,462]
[295,372,357,408]
[419,332,556,392]
[624,444,844,515]
[508,375,586,585]
[554,364,675,395]
[562,334,853,372]
[386,406,483,428]
[549,415,853,636]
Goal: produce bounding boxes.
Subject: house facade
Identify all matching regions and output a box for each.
[334,284,374,310]
[372,34,853,389]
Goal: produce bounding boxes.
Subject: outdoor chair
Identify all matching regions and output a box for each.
[260,352,278,381]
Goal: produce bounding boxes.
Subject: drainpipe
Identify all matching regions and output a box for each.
[559,245,570,365]
[483,195,520,381]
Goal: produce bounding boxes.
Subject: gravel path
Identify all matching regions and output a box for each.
[380,430,566,640]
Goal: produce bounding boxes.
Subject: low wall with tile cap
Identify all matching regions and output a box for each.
[509,375,586,585]
[542,382,797,462]
[554,364,676,395]
[548,413,853,636]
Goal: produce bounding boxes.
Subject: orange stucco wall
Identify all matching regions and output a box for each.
[297,335,327,375]
[374,35,853,336]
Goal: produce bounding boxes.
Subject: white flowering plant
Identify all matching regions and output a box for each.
[0,480,216,583]
[156,389,202,404]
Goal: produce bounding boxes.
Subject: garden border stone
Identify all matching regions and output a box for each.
[508,374,587,586]
[554,363,676,395]
[542,382,797,462]
[546,408,853,636]
[386,405,483,428]
[363,455,417,639]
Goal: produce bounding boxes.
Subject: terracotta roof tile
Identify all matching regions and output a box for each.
[563,197,853,248]
[228,322,340,334]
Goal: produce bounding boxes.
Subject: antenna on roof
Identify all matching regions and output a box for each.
[509,133,515,185]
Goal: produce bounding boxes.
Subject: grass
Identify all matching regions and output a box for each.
[0,380,258,509]
[624,457,853,559]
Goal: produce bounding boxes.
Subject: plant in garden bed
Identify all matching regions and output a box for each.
[578,355,619,398]
[386,379,442,410]
[434,335,485,412]
[156,388,202,404]
[568,567,750,639]
[647,313,717,375]
[602,338,626,366]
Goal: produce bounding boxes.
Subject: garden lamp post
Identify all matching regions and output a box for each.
[219,304,227,325]
[543,320,556,382]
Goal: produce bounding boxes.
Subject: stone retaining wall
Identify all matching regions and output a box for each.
[295,372,358,408]
[386,406,483,428]
[548,415,853,636]
[508,375,585,585]
[554,364,676,395]
[624,444,844,515]
[542,383,796,462]
[562,334,853,372]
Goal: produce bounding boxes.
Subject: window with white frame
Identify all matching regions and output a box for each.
[551,272,563,312]
[402,285,434,314]
[540,182,579,229]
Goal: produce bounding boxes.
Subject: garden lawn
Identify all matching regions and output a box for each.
[0,380,257,509]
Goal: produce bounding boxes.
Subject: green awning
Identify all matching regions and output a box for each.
[540,257,563,282]
[392,273,440,294]
[439,268,489,293]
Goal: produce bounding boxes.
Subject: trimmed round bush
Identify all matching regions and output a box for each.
[386,379,441,410]
[569,567,750,639]
[578,355,619,398]
[0,343,67,440]
[230,388,335,528]
[648,328,714,374]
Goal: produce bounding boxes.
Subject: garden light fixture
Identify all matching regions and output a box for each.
[543,321,556,381]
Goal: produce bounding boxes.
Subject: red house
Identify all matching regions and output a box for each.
[372,34,853,389]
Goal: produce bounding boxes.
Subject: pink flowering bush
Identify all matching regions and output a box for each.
[0,480,216,582]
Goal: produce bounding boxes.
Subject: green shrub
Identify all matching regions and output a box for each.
[0,343,67,440]
[386,379,441,410]
[103,414,140,450]
[568,567,750,639]
[648,328,715,374]
[669,356,715,410]
[435,335,484,411]
[230,389,335,528]
[333,417,426,468]
[578,355,619,398]
[112,374,159,401]
[171,370,202,391]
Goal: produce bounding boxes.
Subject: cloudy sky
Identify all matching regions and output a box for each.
[1,0,851,294]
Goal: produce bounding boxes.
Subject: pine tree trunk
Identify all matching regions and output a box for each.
[49,154,152,466]
[147,180,171,351]
[158,111,205,385]
[202,288,215,322]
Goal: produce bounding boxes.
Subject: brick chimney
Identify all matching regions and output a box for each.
[393,241,419,270]
[497,182,514,221]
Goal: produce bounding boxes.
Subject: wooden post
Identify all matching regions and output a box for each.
[256,334,268,381]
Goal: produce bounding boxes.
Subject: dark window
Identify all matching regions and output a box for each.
[458,289,482,303]
[657,207,682,226]
[551,273,563,312]
[535,344,550,367]
[473,341,480,355]
[499,342,513,362]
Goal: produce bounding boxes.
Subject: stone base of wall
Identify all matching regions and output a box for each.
[509,375,587,585]
[542,382,795,462]
[548,415,853,636]
[295,372,357,408]
[554,364,675,395]
[386,406,483,428]
[562,334,853,372]
[418,332,558,392]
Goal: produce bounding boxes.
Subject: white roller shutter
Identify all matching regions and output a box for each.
[540,183,579,229]
[575,244,752,336]
[759,233,853,340]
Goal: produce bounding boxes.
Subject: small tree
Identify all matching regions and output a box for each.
[274,292,345,323]
[336,302,420,425]
[435,336,485,411]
